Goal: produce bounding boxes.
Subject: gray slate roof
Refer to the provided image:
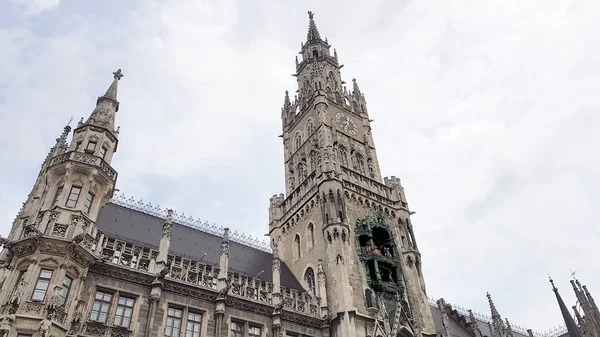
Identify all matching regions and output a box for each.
[96,202,303,290]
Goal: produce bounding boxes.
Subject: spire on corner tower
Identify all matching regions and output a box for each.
[82,69,124,133]
[306,11,321,42]
[551,278,583,337]
[486,293,513,337]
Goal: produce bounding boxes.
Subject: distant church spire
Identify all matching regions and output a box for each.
[551,278,583,337]
[83,69,124,132]
[306,11,321,42]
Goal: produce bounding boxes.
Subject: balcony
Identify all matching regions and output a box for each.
[49,151,117,183]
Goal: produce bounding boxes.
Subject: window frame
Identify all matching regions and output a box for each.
[86,141,97,152]
[90,290,113,323]
[31,268,54,301]
[229,319,263,337]
[58,275,73,307]
[165,305,204,337]
[53,185,64,205]
[114,295,136,329]
[83,191,95,214]
[65,185,82,208]
[99,146,108,160]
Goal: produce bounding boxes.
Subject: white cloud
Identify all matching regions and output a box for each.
[1,0,599,331]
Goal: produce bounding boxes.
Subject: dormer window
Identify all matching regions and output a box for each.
[85,141,97,153]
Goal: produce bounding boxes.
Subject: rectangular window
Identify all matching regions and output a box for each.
[83,192,94,214]
[249,325,261,337]
[86,141,97,152]
[32,269,53,301]
[114,296,135,328]
[90,290,113,323]
[99,147,107,159]
[231,321,244,337]
[53,186,63,205]
[58,276,73,306]
[65,186,82,208]
[185,312,202,337]
[165,307,183,337]
[17,334,32,337]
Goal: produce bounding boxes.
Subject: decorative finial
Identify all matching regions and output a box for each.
[570,269,578,279]
[223,227,230,241]
[113,69,124,81]
[308,10,314,20]
[549,276,557,291]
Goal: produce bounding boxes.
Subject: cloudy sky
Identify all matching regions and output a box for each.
[1,0,599,331]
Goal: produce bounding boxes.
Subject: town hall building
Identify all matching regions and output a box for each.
[0,11,596,337]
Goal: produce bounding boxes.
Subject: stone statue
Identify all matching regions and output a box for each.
[162,222,172,237]
[46,285,62,311]
[218,278,232,299]
[34,314,52,337]
[0,307,16,337]
[10,279,27,306]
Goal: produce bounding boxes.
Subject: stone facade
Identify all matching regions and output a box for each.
[0,11,586,337]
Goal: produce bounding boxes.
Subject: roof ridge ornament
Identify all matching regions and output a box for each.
[109,192,271,252]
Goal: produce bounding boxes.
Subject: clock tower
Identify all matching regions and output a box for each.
[268,12,436,337]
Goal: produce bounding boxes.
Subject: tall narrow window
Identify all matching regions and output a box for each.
[304,268,315,294]
[86,141,97,152]
[185,312,202,337]
[53,186,63,205]
[65,186,82,208]
[308,223,315,249]
[165,307,183,337]
[32,269,53,301]
[230,321,244,337]
[249,326,261,337]
[90,291,113,323]
[294,235,301,260]
[114,296,135,328]
[83,192,94,214]
[339,146,348,166]
[58,276,73,306]
[295,134,302,151]
[99,147,107,160]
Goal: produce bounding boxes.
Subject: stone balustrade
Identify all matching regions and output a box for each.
[99,236,320,317]
[49,151,117,182]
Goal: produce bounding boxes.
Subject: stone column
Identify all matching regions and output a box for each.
[316,260,328,318]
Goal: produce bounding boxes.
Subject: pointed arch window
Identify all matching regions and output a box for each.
[307,223,315,249]
[294,235,301,261]
[339,146,348,167]
[304,268,315,295]
[307,121,314,135]
[309,151,317,172]
[295,134,302,151]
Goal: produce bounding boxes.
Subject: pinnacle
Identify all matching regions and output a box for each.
[306,11,321,42]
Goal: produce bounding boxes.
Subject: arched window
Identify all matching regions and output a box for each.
[307,121,314,135]
[312,50,318,58]
[297,163,305,183]
[307,223,315,249]
[304,267,315,294]
[339,146,348,167]
[356,154,366,174]
[295,134,302,151]
[294,235,301,261]
[309,151,317,172]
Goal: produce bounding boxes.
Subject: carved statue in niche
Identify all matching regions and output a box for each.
[46,285,62,312]
[217,278,232,299]
[162,221,172,237]
[0,307,16,337]
[10,278,27,306]
[288,174,295,191]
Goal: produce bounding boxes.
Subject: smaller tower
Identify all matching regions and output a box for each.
[551,278,584,337]
[486,292,514,337]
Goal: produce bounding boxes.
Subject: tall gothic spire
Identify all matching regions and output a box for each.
[83,69,124,132]
[43,121,72,166]
[306,11,321,42]
[551,278,583,337]
[487,292,501,319]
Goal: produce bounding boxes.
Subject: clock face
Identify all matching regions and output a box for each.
[335,112,358,135]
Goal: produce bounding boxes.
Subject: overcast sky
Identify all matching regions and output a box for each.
[1,0,599,332]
